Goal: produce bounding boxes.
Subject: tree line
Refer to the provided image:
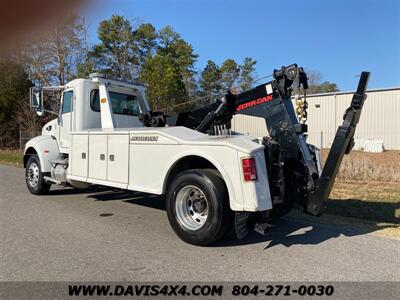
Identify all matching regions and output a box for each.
[0,14,337,148]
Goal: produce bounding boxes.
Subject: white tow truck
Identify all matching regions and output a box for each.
[24,73,272,245]
[24,66,370,245]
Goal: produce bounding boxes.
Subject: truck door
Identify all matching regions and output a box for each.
[59,89,73,150]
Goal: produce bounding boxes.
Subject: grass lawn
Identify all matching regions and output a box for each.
[289,180,400,239]
[329,181,399,223]
[0,149,23,166]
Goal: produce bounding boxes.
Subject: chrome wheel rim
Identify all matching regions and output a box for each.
[27,162,39,187]
[175,185,208,230]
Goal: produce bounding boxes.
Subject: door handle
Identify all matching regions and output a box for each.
[109,154,115,161]
[81,152,86,159]
[100,154,105,161]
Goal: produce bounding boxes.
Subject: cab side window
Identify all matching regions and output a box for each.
[62,90,73,114]
[90,90,140,116]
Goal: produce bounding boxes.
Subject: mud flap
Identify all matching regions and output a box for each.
[306,72,370,215]
[234,212,252,239]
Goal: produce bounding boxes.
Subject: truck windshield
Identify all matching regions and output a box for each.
[90,90,140,116]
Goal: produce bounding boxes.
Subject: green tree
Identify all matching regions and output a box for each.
[91,17,158,79]
[239,57,257,91]
[76,55,96,78]
[220,58,240,92]
[134,23,158,64]
[157,26,198,98]
[0,60,32,147]
[308,81,338,94]
[0,61,30,123]
[92,15,138,79]
[139,54,186,110]
[303,70,339,94]
[200,60,222,99]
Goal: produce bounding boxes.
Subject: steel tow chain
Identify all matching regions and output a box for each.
[295,88,308,124]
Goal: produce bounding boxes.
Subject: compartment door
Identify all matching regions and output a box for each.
[71,134,88,177]
[88,135,107,180]
[107,135,129,184]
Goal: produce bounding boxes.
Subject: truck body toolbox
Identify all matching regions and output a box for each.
[68,128,271,212]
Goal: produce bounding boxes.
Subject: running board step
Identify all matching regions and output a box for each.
[43,176,66,185]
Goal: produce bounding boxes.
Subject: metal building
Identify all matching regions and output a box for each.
[231,87,400,150]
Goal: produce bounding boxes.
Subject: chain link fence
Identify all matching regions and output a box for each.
[19,128,41,151]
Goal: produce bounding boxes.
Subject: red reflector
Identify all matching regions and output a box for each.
[242,157,257,182]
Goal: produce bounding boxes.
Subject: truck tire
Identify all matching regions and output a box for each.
[166,169,232,246]
[25,154,51,195]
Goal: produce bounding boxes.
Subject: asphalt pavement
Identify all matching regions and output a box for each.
[1,164,399,281]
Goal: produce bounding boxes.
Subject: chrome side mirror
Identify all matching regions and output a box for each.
[29,87,44,117]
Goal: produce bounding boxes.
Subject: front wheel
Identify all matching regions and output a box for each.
[166,169,232,246]
[25,154,51,195]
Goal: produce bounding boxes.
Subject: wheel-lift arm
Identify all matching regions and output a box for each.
[306,72,370,215]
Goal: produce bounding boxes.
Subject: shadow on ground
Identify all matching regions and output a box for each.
[213,217,397,249]
[326,198,399,224]
[47,186,399,249]
[46,186,109,195]
[87,189,166,210]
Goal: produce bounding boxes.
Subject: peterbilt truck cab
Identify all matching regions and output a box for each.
[38,75,150,150]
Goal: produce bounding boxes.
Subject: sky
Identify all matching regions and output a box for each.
[82,0,400,91]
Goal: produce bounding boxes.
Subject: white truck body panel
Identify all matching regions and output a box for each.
[108,134,129,184]
[24,135,60,173]
[98,81,116,129]
[88,135,108,180]
[68,126,272,212]
[70,134,88,177]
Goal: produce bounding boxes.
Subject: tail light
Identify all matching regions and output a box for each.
[241,157,257,182]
